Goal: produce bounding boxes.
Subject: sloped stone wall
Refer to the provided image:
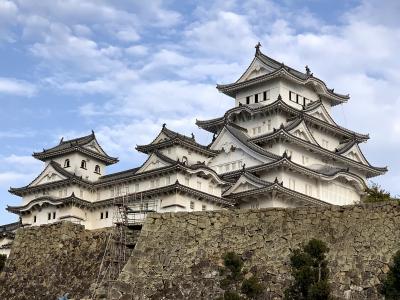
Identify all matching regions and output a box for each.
[0,222,110,300]
[109,202,400,300]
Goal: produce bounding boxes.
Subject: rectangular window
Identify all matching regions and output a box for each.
[48,213,51,220]
[267,119,271,131]
[80,189,84,198]
[263,91,267,101]
[53,212,56,219]
[246,96,250,104]
[208,184,214,194]
[296,94,299,103]
[197,181,202,190]
[135,183,139,192]
[289,178,296,190]
[185,176,190,186]
[96,191,100,200]
[33,216,37,223]
[105,211,109,219]
[100,212,104,219]
[302,155,309,165]
[254,94,258,103]
[289,91,293,101]
[322,139,329,148]
[190,201,195,210]
[166,176,171,185]
[305,184,312,196]
[202,204,206,211]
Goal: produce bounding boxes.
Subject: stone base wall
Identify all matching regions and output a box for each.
[110,203,400,300]
[0,222,110,300]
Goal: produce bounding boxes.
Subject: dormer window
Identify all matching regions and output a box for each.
[94,165,101,174]
[64,159,70,168]
[81,160,87,169]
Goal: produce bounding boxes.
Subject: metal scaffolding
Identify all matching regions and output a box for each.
[92,185,158,298]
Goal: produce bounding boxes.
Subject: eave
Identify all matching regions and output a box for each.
[217,67,349,105]
[196,97,369,141]
[33,145,118,165]
[227,182,331,207]
[136,138,217,156]
[222,157,367,190]
[250,129,387,178]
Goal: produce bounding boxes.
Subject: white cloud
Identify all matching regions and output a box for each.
[0,0,18,22]
[0,77,37,97]
[116,27,140,42]
[125,45,148,56]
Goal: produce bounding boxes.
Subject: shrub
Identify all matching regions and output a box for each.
[223,290,241,300]
[380,250,400,299]
[218,251,264,299]
[0,254,6,272]
[241,276,263,299]
[223,252,244,280]
[284,239,331,300]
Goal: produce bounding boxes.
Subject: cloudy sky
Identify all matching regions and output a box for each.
[0,0,398,224]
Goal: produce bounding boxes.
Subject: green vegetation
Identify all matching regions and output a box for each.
[0,254,6,272]
[217,252,263,300]
[284,239,331,300]
[380,250,400,299]
[364,183,392,203]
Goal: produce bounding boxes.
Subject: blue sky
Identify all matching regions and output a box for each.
[0,0,399,224]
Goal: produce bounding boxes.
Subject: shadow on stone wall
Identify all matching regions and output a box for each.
[109,202,400,300]
[0,222,109,300]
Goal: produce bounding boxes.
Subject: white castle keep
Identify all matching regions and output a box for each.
[6,45,387,231]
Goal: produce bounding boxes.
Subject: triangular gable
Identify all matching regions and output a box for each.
[209,127,272,167]
[288,120,319,145]
[341,144,369,165]
[306,103,337,126]
[223,173,267,196]
[29,163,69,187]
[237,57,276,83]
[82,138,108,156]
[136,152,173,174]
[152,132,171,144]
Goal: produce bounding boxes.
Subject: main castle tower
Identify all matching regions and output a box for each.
[6,45,386,231]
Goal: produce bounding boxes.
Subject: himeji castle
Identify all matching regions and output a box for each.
[6,44,387,232]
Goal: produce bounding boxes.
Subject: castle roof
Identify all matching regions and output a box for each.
[8,181,233,215]
[196,96,369,141]
[136,124,217,156]
[249,123,387,178]
[9,161,93,196]
[216,48,349,106]
[32,131,118,165]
